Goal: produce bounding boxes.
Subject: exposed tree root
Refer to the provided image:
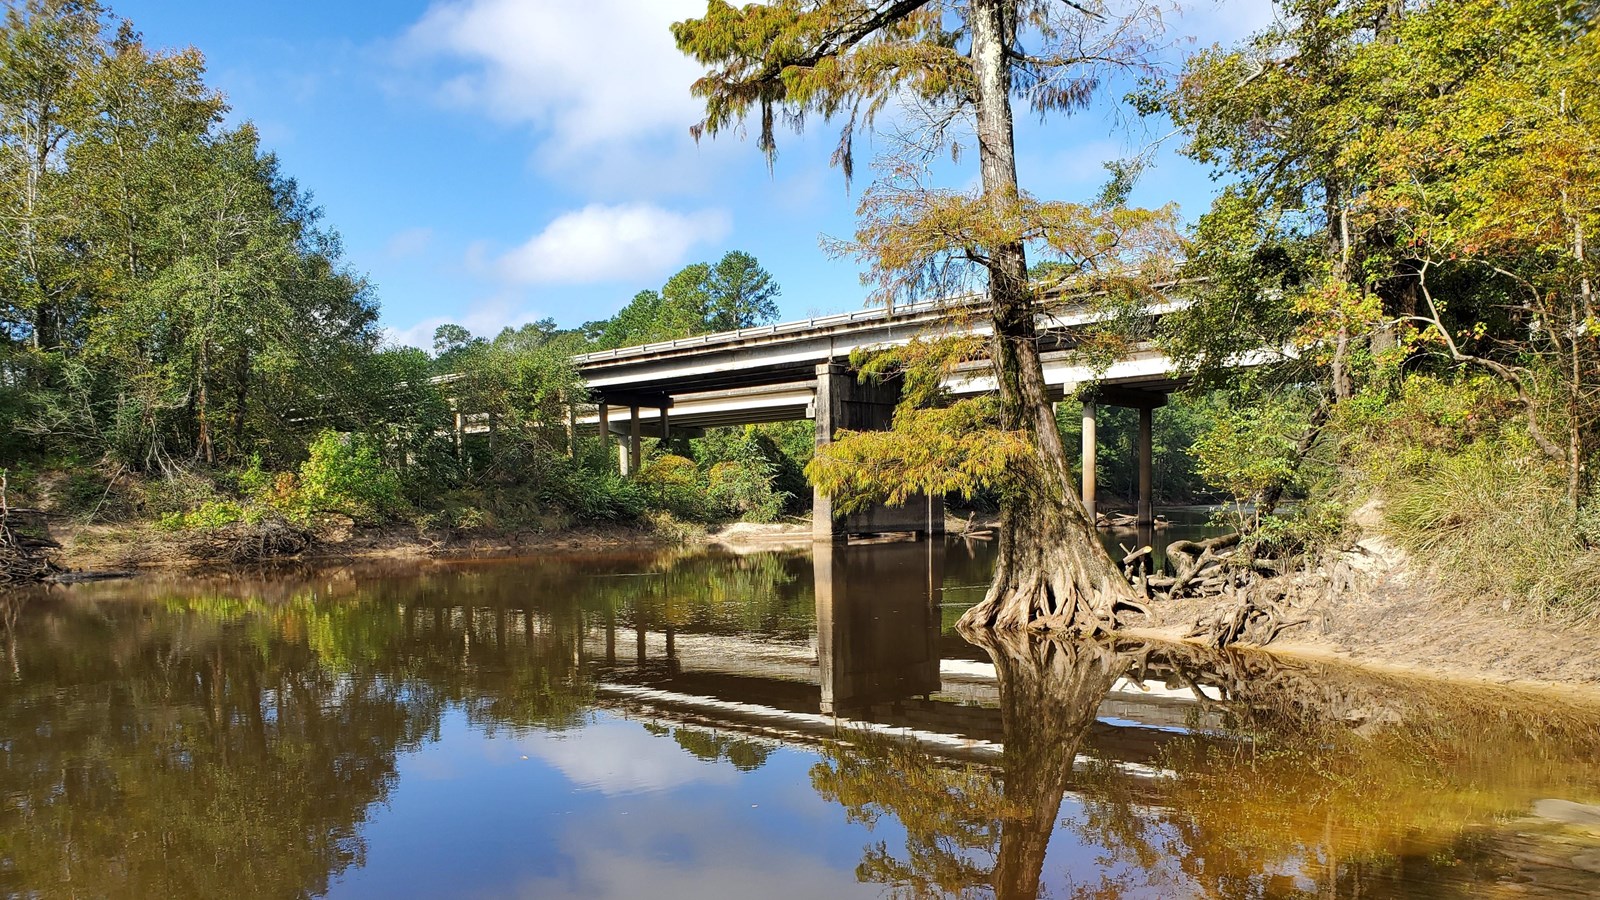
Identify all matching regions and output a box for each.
[1121,530,1319,649]
[1186,584,1310,649]
[180,519,317,564]
[959,499,1143,636]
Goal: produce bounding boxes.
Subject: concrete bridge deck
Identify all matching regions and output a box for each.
[563,289,1232,538]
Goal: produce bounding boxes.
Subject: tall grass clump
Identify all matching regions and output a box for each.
[1381,449,1600,621]
[1339,375,1600,622]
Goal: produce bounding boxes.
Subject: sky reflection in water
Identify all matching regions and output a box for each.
[3,540,1600,899]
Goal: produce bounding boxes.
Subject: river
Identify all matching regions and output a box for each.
[3,540,1599,898]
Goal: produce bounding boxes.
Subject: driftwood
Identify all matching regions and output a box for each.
[1,474,62,584]
[1096,512,1170,529]
[182,519,316,563]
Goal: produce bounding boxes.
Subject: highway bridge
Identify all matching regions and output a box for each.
[564,289,1256,540]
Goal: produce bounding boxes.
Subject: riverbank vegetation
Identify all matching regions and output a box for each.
[677,0,1599,637]
[6,0,1600,651]
[1154,0,1600,626]
[0,1,818,571]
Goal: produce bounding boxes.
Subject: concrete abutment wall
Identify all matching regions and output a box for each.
[812,362,945,542]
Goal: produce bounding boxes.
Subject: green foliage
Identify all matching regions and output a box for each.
[1055,393,1221,505]
[157,499,246,531]
[583,251,781,349]
[637,453,706,521]
[809,397,1032,515]
[546,460,647,523]
[1328,373,1600,619]
[691,423,809,515]
[1162,0,1600,512]
[707,458,787,523]
[294,431,402,523]
[1382,446,1600,620]
[1189,399,1311,509]
[0,3,378,470]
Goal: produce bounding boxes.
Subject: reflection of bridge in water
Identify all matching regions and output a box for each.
[586,542,1227,770]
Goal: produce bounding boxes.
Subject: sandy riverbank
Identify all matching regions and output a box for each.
[24,512,1599,698]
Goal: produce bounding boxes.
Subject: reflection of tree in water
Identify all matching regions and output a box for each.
[0,552,818,897]
[0,578,606,898]
[812,631,1125,899]
[811,633,1600,899]
[586,548,813,638]
[0,593,22,677]
[1074,641,1600,897]
[0,604,433,898]
[670,726,775,771]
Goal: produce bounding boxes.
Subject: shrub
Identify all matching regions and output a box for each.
[295,431,403,523]
[1190,400,1308,508]
[143,471,224,519]
[638,454,710,520]
[707,458,787,523]
[235,454,272,499]
[544,462,647,522]
[692,424,810,514]
[158,499,245,531]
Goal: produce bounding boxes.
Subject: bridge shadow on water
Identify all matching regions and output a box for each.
[4,542,1600,898]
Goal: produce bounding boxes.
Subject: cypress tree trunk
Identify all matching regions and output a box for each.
[956,0,1138,633]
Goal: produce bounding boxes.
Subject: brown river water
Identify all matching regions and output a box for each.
[3,538,1600,898]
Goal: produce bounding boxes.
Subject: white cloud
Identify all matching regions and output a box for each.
[403,0,708,154]
[522,719,740,796]
[384,226,436,259]
[384,291,545,350]
[497,203,729,285]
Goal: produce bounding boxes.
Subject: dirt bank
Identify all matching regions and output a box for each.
[1131,526,1600,695]
[26,510,1598,696]
[44,510,1001,572]
[46,518,694,574]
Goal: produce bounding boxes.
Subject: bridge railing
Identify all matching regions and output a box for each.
[570,293,975,364]
[569,279,1202,366]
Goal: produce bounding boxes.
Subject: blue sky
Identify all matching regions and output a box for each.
[111,0,1278,350]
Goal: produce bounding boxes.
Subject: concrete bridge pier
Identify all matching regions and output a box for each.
[813,362,945,542]
[594,392,674,477]
[1077,387,1166,527]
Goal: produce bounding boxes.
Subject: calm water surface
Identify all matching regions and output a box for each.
[4,539,1600,899]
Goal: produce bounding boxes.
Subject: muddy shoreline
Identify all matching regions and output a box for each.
[21,515,1599,701]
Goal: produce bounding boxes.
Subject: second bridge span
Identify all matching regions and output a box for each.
[569,291,1261,539]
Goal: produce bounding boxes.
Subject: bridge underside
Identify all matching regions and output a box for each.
[575,346,1182,539]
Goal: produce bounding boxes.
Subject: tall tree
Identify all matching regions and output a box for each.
[0,2,379,469]
[0,0,102,352]
[1161,0,1600,510]
[705,249,780,330]
[675,1,1173,631]
[585,251,783,349]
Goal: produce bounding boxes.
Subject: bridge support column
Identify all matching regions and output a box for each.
[1137,405,1154,526]
[629,405,642,474]
[813,362,944,541]
[1082,399,1098,525]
